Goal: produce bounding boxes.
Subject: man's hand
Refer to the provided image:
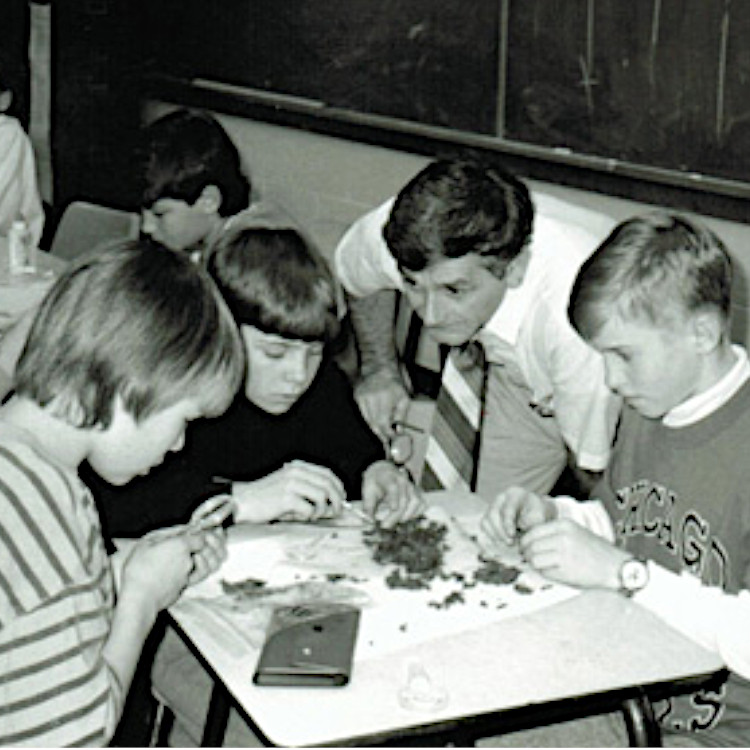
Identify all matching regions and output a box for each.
[361,460,425,527]
[481,486,557,546]
[354,368,411,443]
[232,460,346,524]
[347,289,409,442]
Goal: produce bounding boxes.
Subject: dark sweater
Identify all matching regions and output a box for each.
[88,359,383,538]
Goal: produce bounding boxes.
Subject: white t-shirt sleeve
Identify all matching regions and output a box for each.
[334,198,402,297]
[550,321,621,471]
[526,298,621,472]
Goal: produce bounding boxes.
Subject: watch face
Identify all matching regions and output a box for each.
[620,558,649,592]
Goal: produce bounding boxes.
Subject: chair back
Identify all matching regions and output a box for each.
[50,200,139,261]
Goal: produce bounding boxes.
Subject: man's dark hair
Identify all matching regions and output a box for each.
[383,158,534,276]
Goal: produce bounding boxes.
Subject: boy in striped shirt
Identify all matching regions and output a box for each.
[0,239,244,746]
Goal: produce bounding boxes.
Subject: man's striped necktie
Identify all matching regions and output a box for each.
[421,342,487,493]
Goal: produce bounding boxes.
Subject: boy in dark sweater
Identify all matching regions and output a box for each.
[118,226,423,747]
[92,226,423,539]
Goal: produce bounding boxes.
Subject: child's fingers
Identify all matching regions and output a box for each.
[480,503,512,546]
[141,524,187,542]
[286,469,346,517]
[371,473,415,527]
[188,538,227,584]
[496,487,543,541]
[191,494,235,530]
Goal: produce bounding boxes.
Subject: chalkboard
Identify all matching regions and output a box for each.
[505,0,750,184]
[142,0,750,188]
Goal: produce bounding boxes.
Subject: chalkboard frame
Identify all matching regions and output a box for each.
[137,0,750,224]
[145,73,750,226]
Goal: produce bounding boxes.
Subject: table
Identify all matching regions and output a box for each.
[165,492,724,747]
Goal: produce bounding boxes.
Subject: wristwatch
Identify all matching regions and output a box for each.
[618,556,650,597]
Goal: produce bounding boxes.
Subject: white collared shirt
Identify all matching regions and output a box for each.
[664,345,750,427]
[335,192,621,471]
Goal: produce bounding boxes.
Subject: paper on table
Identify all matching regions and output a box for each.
[183,533,290,600]
[180,507,579,661]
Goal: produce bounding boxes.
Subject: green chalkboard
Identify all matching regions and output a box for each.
[143,0,750,188]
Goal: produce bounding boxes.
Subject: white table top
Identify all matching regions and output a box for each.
[169,492,723,746]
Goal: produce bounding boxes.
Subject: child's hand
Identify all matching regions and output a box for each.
[128,519,228,591]
[185,526,228,585]
[481,486,557,546]
[232,460,346,524]
[120,534,199,613]
[189,494,235,530]
[518,518,630,590]
[361,460,425,528]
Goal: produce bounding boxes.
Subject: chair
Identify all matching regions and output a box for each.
[49,200,139,261]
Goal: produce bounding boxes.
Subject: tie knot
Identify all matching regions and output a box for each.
[452,341,485,372]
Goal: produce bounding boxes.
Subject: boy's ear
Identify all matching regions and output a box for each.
[196,185,222,214]
[691,309,725,353]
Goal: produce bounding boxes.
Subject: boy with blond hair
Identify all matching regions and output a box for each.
[483,212,750,746]
[0,239,244,746]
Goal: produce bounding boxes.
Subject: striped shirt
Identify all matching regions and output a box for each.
[0,436,119,746]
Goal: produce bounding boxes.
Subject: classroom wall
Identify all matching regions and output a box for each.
[145,100,750,348]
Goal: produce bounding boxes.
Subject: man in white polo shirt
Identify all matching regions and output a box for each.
[335,158,621,497]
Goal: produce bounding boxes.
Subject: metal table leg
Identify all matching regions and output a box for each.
[202,682,231,747]
[621,692,661,747]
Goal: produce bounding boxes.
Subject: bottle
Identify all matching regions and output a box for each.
[8,219,33,275]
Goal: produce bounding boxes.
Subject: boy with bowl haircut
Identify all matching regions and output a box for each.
[0,240,245,746]
[482,213,750,746]
[92,226,423,540]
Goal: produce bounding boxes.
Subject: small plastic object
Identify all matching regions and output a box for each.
[398,659,449,712]
[8,219,35,275]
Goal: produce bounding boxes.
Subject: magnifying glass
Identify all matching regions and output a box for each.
[387,422,422,481]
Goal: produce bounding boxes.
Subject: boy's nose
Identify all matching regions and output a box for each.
[170,432,186,453]
[283,353,308,384]
[604,361,624,394]
[140,210,156,236]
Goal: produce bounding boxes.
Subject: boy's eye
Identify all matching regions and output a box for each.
[402,275,417,287]
[263,346,287,359]
[443,285,467,296]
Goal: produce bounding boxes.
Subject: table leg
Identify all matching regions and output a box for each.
[150,701,175,747]
[621,692,661,747]
[202,682,231,747]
